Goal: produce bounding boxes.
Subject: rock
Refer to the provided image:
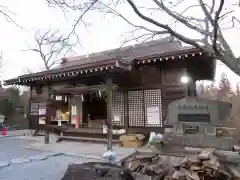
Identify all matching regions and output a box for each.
[61,162,135,180]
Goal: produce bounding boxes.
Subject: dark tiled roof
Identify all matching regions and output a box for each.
[4,37,203,84]
[54,37,181,70]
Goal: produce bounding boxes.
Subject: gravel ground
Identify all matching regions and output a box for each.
[0,137,101,180]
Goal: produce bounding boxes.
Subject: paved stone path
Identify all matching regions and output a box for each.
[0,155,98,180]
[0,138,43,162]
[0,137,104,180]
[0,135,136,179]
[23,140,136,161]
[0,137,63,167]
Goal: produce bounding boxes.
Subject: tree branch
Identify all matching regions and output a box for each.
[153,0,210,36]
[95,2,165,34]
[126,0,202,49]
[27,28,73,70]
[0,52,5,70]
[213,0,224,52]
[46,0,240,76]
[0,5,23,29]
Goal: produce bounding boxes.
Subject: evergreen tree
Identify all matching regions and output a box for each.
[0,87,24,118]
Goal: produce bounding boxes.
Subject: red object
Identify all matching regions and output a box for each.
[73,116,79,129]
[2,126,6,136]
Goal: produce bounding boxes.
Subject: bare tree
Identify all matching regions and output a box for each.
[0,52,5,70]
[46,0,240,76]
[0,5,22,29]
[22,67,34,75]
[27,29,73,70]
[218,72,232,100]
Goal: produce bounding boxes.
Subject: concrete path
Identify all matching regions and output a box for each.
[23,140,136,162]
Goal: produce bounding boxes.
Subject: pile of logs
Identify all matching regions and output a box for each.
[122,153,180,179]
[165,148,231,180]
[122,148,233,180]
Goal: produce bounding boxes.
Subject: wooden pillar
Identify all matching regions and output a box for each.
[44,84,51,144]
[143,90,146,127]
[68,95,72,124]
[124,90,128,130]
[27,86,32,129]
[106,78,113,150]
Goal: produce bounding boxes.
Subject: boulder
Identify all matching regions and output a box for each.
[61,162,135,180]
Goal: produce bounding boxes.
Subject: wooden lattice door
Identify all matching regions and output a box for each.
[144,89,163,127]
[112,91,124,126]
[128,90,144,127]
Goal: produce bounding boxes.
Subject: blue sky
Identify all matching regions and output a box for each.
[0,0,240,87]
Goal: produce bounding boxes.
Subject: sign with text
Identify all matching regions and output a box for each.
[39,108,46,115]
[147,106,160,125]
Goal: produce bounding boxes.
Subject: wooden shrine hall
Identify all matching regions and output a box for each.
[4,37,216,139]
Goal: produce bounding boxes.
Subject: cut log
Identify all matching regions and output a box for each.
[187,155,201,165]
[164,176,173,180]
[219,164,232,179]
[190,165,201,171]
[184,169,200,180]
[172,170,185,180]
[202,155,220,171]
[180,157,188,164]
[228,165,240,179]
[198,148,215,160]
[127,160,141,171]
[123,148,233,180]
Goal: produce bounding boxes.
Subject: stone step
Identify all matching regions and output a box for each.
[59,136,120,144]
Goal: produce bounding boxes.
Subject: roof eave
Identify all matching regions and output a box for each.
[4,47,207,86]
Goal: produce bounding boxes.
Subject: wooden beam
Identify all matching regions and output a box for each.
[52,84,118,95]
[68,95,72,125]
[124,91,129,130]
[106,78,113,150]
[28,86,32,129]
[44,84,51,144]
